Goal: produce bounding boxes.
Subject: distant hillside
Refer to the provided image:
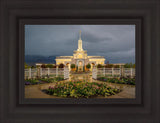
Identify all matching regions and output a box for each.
[25,55,56,66]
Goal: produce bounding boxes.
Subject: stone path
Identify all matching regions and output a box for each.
[25,83,59,98]
[25,75,135,98]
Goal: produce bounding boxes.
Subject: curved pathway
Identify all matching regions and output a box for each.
[25,74,135,98]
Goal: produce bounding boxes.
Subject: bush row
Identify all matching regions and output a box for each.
[97,77,135,85]
[25,77,64,85]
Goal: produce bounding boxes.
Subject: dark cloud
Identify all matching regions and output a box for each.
[82,31,112,43]
[25,25,135,63]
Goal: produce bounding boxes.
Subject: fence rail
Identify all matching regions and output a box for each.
[96,68,135,78]
[25,68,135,80]
[25,68,65,79]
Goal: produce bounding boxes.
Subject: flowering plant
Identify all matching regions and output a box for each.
[40,77,64,83]
[47,81,121,98]
[97,77,135,85]
[25,79,39,85]
[25,77,64,85]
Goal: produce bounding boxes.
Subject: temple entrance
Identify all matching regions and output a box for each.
[78,61,83,72]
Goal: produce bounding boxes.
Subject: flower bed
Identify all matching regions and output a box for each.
[25,77,64,85]
[46,81,121,98]
[25,79,40,85]
[40,77,64,83]
[97,77,135,85]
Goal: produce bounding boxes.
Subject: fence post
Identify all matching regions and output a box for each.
[38,68,41,77]
[29,68,31,79]
[48,68,50,76]
[112,68,114,77]
[103,67,105,76]
[40,68,42,78]
[119,68,121,77]
[56,66,58,77]
[131,68,133,78]
[36,68,38,78]
[121,67,124,77]
[92,67,97,79]
[64,67,69,79]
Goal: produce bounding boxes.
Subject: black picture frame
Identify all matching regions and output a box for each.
[20,19,141,105]
[0,0,160,122]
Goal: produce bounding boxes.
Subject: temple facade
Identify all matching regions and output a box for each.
[55,31,105,71]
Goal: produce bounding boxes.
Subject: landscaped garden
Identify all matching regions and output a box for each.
[45,81,121,98]
[25,77,64,85]
[97,77,135,85]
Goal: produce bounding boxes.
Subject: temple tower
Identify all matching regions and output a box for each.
[77,30,83,51]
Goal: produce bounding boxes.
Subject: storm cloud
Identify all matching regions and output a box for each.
[25,25,135,63]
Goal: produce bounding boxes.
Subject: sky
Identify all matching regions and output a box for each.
[25,25,135,64]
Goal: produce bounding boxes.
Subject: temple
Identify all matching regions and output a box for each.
[55,30,105,71]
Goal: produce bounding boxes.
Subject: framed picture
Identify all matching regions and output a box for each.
[1,0,160,122]
[24,24,136,100]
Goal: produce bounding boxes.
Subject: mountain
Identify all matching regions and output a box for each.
[25,55,56,66]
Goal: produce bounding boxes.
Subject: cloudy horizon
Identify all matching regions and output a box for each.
[25,25,135,64]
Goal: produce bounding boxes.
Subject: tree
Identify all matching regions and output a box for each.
[31,65,36,68]
[86,63,91,69]
[114,65,120,68]
[124,63,134,68]
[53,65,56,68]
[71,64,75,69]
[59,63,64,68]
[133,64,136,68]
[46,64,54,68]
[25,63,31,69]
[97,64,104,68]
[105,64,113,68]
[41,64,46,68]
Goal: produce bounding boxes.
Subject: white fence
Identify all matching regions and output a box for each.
[96,68,135,78]
[25,68,65,79]
[92,68,97,79]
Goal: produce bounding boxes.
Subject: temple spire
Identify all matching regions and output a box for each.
[79,30,81,40]
[77,30,83,51]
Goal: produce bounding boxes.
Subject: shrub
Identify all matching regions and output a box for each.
[114,65,120,68]
[97,64,104,68]
[31,65,36,68]
[25,77,64,85]
[133,64,136,68]
[124,63,135,68]
[41,64,46,68]
[59,63,64,68]
[71,64,75,69]
[25,81,31,85]
[97,77,135,85]
[40,77,64,83]
[86,64,91,69]
[25,79,39,85]
[25,63,31,69]
[46,64,54,68]
[105,64,113,68]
